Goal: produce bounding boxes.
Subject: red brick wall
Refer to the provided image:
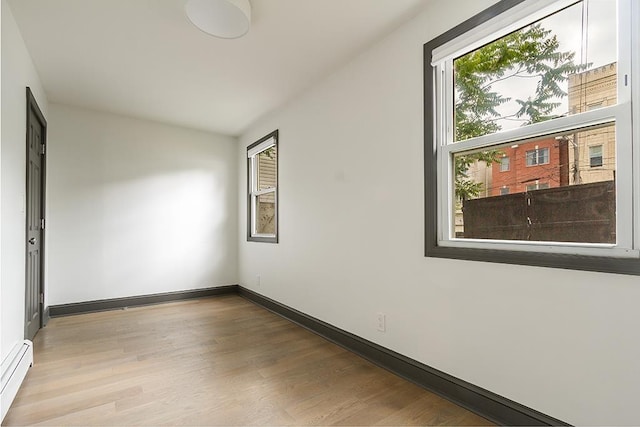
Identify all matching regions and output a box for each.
[491,137,568,196]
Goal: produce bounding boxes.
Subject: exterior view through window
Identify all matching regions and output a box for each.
[426,0,640,272]
[452,0,618,244]
[436,0,632,248]
[247,130,278,243]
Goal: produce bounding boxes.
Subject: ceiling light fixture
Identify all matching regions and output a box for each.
[185,0,251,39]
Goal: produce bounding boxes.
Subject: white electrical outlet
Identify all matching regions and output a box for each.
[256,275,261,287]
[377,313,386,332]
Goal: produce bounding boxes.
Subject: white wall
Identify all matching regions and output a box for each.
[47,104,237,305]
[1,0,48,363]
[237,1,640,425]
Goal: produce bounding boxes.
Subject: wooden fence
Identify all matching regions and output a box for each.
[463,180,615,243]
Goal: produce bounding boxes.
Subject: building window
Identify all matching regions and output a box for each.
[425,0,640,274]
[589,145,604,167]
[500,186,510,195]
[588,100,604,110]
[247,130,278,243]
[525,182,550,192]
[499,156,510,172]
[525,147,549,166]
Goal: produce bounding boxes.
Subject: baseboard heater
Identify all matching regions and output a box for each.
[1,340,33,422]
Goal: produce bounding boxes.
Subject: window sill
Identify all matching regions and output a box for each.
[247,235,278,244]
[426,241,640,275]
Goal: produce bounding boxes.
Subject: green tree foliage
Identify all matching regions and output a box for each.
[453,24,584,201]
[454,151,502,202]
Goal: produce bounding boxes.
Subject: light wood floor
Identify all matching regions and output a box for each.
[3,295,492,426]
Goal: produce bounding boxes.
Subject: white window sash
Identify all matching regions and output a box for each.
[438,238,639,258]
[631,0,640,249]
[616,0,635,250]
[247,137,275,158]
[249,156,257,193]
[249,155,278,194]
[250,194,257,235]
[443,105,621,154]
[252,188,276,197]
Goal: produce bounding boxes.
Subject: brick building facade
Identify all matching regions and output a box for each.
[567,63,617,185]
[487,62,616,196]
[490,138,569,196]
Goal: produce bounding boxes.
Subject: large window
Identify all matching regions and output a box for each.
[247,130,278,243]
[425,0,640,274]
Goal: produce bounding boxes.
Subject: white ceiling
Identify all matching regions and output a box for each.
[8,0,427,136]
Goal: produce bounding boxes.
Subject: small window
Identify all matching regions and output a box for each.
[499,156,510,172]
[247,130,278,243]
[525,147,549,166]
[525,181,550,192]
[500,186,510,195]
[588,101,604,110]
[589,145,604,167]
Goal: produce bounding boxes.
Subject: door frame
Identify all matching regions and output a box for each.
[25,87,47,337]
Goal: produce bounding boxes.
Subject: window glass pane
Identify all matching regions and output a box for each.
[257,146,277,191]
[526,182,550,191]
[256,192,276,235]
[525,147,550,166]
[453,0,617,142]
[525,151,534,166]
[453,123,616,243]
[589,145,604,167]
[500,156,510,171]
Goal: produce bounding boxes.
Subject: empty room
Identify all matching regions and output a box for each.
[2,0,639,425]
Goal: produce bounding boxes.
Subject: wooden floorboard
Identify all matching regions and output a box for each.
[3,295,493,426]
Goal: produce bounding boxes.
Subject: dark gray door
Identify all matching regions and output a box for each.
[25,88,46,340]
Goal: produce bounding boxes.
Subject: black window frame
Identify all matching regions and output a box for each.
[424,0,640,275]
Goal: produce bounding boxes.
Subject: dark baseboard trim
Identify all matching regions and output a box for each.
[47,284,568,425]
[49,285,239,317]
[238,286,569,427]
[43,306,51,327]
